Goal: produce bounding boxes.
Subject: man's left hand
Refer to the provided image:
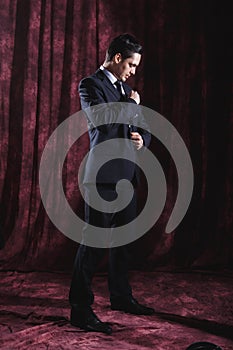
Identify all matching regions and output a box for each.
[130,132,143,150]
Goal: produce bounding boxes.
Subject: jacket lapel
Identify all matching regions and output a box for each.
[95,69,121,100]
[95,69,132,101]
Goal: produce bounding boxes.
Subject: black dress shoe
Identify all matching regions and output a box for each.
[70,306,112,335]
[111,297,155,315]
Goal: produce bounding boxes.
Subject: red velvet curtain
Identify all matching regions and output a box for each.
[0,0,232,271]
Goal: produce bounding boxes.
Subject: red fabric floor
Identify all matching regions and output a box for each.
[0,270,232,349]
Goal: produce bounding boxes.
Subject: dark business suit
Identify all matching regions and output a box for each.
[69,68,151,308]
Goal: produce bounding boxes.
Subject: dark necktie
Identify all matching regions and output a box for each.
[114,80,125,100]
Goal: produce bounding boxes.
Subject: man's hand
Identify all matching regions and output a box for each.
[129,90,140,104]
[131,132,143,150]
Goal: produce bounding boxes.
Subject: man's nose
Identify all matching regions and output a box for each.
[131,67,136,75]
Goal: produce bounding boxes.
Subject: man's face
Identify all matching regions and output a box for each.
[114,53,141,82]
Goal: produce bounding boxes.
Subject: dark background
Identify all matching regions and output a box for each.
[0,0,232,271]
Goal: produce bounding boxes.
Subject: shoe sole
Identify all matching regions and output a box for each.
[71,320,112,335]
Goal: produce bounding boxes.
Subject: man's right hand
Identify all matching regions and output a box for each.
[129,90,140,104]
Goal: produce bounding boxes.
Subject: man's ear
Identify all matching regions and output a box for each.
[114,53,122,63]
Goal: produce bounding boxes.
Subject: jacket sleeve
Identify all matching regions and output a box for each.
[79,77,151,148]
[78,77,140,127]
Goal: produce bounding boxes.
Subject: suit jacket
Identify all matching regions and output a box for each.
[78,68,151,185]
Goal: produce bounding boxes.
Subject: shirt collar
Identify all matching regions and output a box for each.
[100,65,118,85]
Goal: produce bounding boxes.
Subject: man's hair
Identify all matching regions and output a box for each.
[105,33,142,62]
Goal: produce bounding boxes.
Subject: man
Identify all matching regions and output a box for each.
[69,34,154,335]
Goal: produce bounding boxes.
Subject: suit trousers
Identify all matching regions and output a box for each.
[69,183,137,307]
